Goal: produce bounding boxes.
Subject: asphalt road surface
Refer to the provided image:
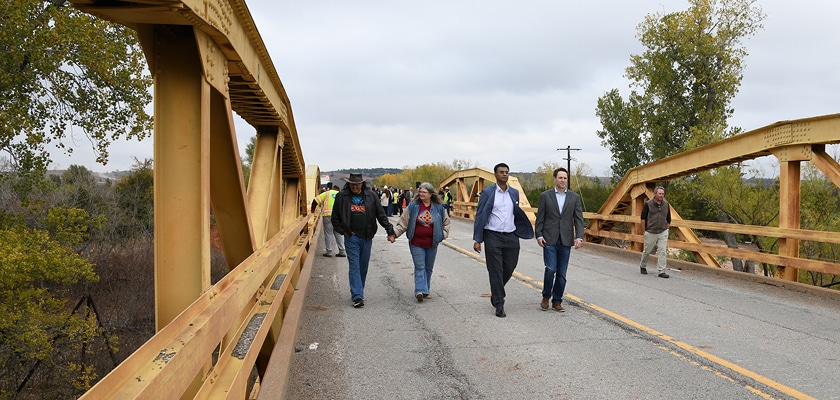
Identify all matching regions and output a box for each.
[283,216,840,399]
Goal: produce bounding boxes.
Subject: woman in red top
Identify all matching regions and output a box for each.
[392,182,451,302]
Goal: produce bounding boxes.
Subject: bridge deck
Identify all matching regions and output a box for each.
[279,216,839,399]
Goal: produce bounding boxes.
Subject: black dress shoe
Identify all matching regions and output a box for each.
[495,305,506,318]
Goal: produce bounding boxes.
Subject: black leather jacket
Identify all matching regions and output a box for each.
[331,186,395,240]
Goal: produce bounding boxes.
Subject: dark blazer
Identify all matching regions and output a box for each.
[534,188,584,247]
[472,184,535,243]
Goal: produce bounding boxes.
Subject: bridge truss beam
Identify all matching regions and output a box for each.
[72,1,319,398]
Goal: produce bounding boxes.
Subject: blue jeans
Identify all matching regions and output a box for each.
[542,243,571,303]
[344,234,373,301]
[409,244,438,295]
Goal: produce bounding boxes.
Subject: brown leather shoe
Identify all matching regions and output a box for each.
[540,296,549,310]
[552,302,565,312]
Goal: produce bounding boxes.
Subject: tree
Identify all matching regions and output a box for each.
[536,161,563,188]
[242,136,256,188]
[57,165,111,221]
[799,162,840,286]
[0,214,103,397]
[450,159,477,171]
[375,163,453,191]
[595,90,647,180]
[113,159,154,237]
[0,0,153,173]
[596,0,764,179]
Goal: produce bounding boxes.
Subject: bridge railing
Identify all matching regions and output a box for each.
[444,114,840,284]
[585,213,840,276]
[80,212,320,398]
[68,0,326,398]
[451,200,840,278]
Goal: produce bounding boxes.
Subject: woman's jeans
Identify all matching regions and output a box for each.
[542,243,571,303]
[409,244,438,295]
[345,234,373,301]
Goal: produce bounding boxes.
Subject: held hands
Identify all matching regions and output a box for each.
[387,235,396,243]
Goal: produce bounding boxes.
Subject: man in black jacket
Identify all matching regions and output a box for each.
[332,173,396,307]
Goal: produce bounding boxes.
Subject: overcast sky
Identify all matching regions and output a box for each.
[52,0,839,176]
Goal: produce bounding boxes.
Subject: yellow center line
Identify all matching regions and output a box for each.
[442,240,816,400]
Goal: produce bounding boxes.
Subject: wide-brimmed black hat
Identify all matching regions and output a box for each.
[344,173,365,184]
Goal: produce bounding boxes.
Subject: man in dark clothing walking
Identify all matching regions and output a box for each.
[639,186,671,278]
[332,173,396,307]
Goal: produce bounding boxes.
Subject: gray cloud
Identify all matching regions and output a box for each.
[53,0,839,178]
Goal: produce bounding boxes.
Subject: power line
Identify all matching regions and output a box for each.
[558,146,581,173]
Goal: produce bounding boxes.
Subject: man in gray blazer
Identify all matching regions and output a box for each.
[534,167,584,312]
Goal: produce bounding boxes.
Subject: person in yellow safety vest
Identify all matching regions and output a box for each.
[311,182,346,257]
[393,188,403,216]
[443,186,453,215]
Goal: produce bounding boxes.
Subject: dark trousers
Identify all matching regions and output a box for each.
[483,230,521,308]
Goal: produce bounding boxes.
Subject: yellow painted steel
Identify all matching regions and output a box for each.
[443,114,840,283]
[66,0,840,396]
[248,128,282,247]
[150,26,212,330]
[589,113,840,281]
[439,167,535,223]
[777,161,801,281]
[208,79,256,269]
[71,0,316,398]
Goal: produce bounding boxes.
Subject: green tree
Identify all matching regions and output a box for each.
[596,0,764,179]
[535,161,563,187]
[242,136,256,188]
[57,165,110,220]
[113,159,154,237]
[799,162,840,287]
[686,166,778,273]
[595,90,647,180]
[0,217,102,397]
[0,0,152,173]
[376,163,453,191]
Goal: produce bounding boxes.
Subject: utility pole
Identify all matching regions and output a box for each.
[558,146,581,173]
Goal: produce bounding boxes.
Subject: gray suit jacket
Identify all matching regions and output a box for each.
[534,188,584,247]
